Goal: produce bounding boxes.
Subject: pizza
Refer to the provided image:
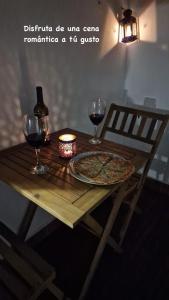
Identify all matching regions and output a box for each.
[72,152,135,185]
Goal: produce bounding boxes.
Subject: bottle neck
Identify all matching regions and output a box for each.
[37,98,44,105]
[36,86,44,105]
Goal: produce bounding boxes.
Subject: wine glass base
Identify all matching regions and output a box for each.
[31,164,49,175]
[89,137,102,145]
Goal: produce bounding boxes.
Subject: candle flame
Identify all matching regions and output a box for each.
[59,134,76,142]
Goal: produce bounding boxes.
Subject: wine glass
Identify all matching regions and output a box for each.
[89,98,106,144]
[23,115,49,174]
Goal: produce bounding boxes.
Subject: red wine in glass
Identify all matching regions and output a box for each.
[89,113,105,125]
[89,98,106,144]
[25,133,46,148]
[23,115,49,174]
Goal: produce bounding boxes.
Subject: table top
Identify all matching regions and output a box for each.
[0,129,148,228]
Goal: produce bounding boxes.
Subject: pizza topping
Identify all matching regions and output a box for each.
[73,153,135,185]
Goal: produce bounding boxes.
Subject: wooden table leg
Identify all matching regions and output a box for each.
[18,201,37,240]
[82,214,122,254]
[78,183,127,300]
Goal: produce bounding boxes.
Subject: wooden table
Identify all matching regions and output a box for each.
[0,128,148,299]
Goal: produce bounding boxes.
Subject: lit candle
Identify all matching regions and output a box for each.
[58,134,77,158]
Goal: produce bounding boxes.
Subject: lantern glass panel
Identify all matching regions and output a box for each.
[132,22,137,36]
[119,24,124,42]
[125,24,132,37]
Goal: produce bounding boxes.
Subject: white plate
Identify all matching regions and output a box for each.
[69,151,135,186]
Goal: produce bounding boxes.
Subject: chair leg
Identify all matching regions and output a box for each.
[48,283,65,300]
[82,214,122,254]
[78,183,127,300]
[82,214,103,236]
[119,188,142,247]
[18,202,37,240]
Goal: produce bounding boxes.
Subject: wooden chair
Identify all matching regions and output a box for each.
[0,221,64,300]
[100,103,169,248]
[78,104,169,300]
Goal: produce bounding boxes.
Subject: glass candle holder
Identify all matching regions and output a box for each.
[58,134,77,158]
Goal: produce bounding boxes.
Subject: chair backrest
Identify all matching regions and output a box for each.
[101,103,169,185]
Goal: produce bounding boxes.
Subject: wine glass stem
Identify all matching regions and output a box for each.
[94,125,98,140]
[35,148,40,167]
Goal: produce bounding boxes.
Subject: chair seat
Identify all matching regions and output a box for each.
[0,221,62,300]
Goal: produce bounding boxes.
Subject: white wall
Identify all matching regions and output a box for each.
[0,0,126,235]
[125,0,169,183]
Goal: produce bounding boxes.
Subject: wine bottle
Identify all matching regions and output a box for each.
[34,86,49,117]
[34,86,50,145]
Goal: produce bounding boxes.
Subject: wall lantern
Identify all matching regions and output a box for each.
[119,9,138,44]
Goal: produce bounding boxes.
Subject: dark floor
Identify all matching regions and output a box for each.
[35,186,169,300]
[1,186,169,300]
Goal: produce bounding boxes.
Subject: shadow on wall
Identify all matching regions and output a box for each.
[77,42,127,135]
[0,32,96,149]
[0,46,24,149]
[122,0,169,184]
[0,40,127,151]
[124,0,169,107]
[0,0,119,148]
[18,49,35,115]
[23,46,76,132]
[0,46,76,149]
